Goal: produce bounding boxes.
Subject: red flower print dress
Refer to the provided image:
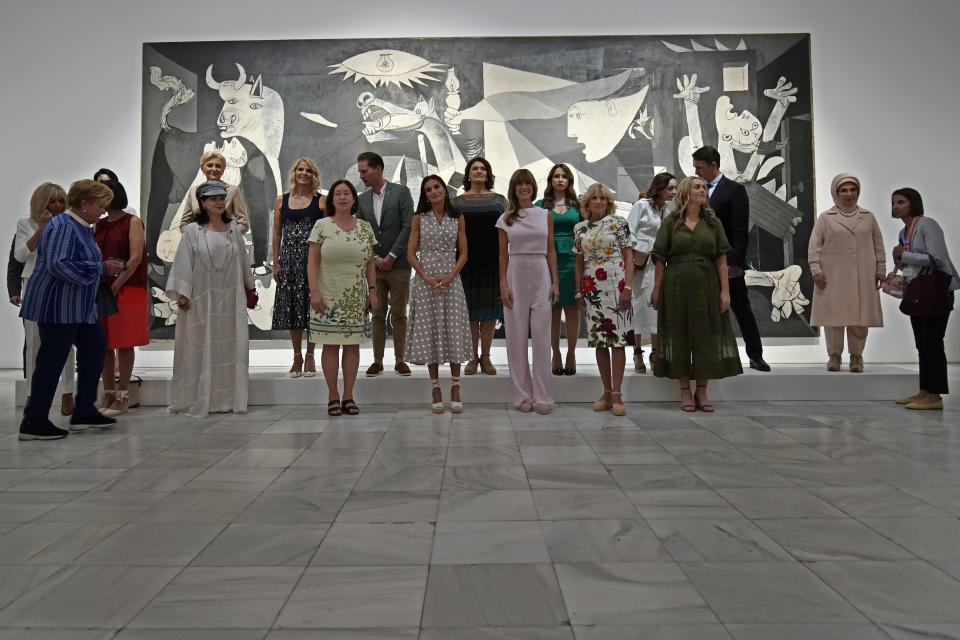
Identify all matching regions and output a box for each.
[574,215,633,347]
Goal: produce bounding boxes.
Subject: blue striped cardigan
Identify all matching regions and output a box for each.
[20,214,106,324]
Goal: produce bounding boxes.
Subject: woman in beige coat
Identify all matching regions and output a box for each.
[808,173,885,372]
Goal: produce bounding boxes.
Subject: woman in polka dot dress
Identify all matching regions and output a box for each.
[406,175,473,413]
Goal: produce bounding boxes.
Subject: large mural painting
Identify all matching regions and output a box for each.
[142,34,815,340]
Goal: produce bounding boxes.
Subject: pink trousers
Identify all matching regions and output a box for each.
[504,254,553,406]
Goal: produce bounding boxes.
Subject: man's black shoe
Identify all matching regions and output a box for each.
[69,412,118,432]
[748,357,771,372]
[19,417,69,441]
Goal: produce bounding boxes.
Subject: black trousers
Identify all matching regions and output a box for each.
[911,292,953,394]
[26,322,105,421]
[729,275,763,359]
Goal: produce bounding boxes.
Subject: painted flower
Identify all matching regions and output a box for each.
[595,268,608,281]
[598,317,617,335]
[581,275,596,293]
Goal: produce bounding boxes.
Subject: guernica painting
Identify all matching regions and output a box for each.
[142,34,815,340]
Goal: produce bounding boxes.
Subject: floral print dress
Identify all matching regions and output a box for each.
[307,217,377,345]
[574,215,632,347]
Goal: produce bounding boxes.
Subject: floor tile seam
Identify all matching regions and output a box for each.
[0,561,187,630]
[847,516,958,563]
[263,529,337,634]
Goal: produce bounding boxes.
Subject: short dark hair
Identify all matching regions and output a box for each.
[101,179,128,210]
[325,179,360,216]
[356,151,384,170]
[94,168,119,182]
[194,197,231,225]
[416,175,459,218]
[462,156,495,191]
[692,146,721,167]
[892,187,925,216]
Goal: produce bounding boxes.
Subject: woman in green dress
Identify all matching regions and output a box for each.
[651,176,742,412]
[536,163,581,375]
[307,179,378,416]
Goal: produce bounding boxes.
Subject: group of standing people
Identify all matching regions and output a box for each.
[809,173,957,409]
[11,147,956,436]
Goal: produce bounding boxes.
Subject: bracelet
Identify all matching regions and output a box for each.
[623,285,632,291]
[575,292,583,299]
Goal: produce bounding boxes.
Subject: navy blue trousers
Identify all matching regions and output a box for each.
[26,322,105,421]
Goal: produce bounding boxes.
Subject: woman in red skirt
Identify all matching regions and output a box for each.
[95,180,149,415]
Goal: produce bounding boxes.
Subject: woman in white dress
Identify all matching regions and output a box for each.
[14,182,76,415]
[626,172,676,373]
[166,181,254,418]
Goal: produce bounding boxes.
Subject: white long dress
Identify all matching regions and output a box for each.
[626,198,668,335]
[166,221,253,418]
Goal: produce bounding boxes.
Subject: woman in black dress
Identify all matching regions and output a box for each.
[271,157,326,377]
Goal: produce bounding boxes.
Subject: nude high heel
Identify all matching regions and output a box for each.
[430,379,444,414]
[450,376,463,413]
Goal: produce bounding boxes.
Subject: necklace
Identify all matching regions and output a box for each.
[198,226,235,273]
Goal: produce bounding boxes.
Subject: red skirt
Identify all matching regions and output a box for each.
[101,286,150,349]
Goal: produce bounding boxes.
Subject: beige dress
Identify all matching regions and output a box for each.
[808,207,885,327]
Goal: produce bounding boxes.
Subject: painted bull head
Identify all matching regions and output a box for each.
[205,62,285,193]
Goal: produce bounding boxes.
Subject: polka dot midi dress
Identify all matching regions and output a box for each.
[405,212,473,364]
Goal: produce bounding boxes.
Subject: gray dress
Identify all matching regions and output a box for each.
[405,213,472,364]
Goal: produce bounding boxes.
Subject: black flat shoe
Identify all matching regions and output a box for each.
[748,357,771,372]
[69,412,117,432]
[19,417,68,441]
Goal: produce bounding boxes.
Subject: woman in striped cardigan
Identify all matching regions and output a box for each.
[18,180,125,440]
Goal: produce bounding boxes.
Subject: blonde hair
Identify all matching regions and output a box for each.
[29,182,67,223]
[503,169,538,226]
[200,150,226,167]
[578,182,616,220]
[66,179,113,209]
[671,176,719,231]
[287,157,322,192]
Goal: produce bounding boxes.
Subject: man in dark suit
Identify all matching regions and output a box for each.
[692,145,770,371]
[356,151,414,377]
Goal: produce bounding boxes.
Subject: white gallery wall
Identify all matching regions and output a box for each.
[1,0,958,367]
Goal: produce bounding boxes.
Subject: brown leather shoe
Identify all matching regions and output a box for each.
[60,393,75,416]
[365,361,384,377]
[394,362,412,376]
[464,358,480,375]
[479,354,497,375]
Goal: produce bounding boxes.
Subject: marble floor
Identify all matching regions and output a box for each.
[0,369,959,639]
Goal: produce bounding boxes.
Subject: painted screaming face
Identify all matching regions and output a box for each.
[715,96,762,153]
[567,86,648,163]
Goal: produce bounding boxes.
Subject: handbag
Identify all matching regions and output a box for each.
[245,288,259,309]
[900,269,951,316]
[881,271,904,299]
[96,281,119,317]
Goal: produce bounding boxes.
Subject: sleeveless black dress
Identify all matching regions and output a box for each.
[271,192,323,330]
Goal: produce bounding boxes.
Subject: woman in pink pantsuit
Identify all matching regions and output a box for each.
[497,169,560,413]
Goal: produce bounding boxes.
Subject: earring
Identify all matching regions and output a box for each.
[82,207,87,214]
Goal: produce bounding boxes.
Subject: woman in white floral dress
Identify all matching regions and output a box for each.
[574,183,634,416]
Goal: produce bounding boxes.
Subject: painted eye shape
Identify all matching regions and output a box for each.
[249,103,262,110]
[329,49,446,88]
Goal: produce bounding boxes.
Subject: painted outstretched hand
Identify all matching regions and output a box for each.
[673,74,709,104]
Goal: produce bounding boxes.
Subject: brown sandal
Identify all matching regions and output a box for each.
[610,391,626,416]
[694,384,714,412]
[341,398,360,415]
[327,399,342,416]
[680,386,695,412]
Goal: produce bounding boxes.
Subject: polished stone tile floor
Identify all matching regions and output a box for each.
[1,371,959,639]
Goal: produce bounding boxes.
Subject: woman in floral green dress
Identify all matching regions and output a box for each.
[574,183,633,416]
[308,179,378,416]
[650,176,742,412]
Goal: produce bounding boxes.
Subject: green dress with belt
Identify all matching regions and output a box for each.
[536,199,580,307]
[650,213,743,380]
